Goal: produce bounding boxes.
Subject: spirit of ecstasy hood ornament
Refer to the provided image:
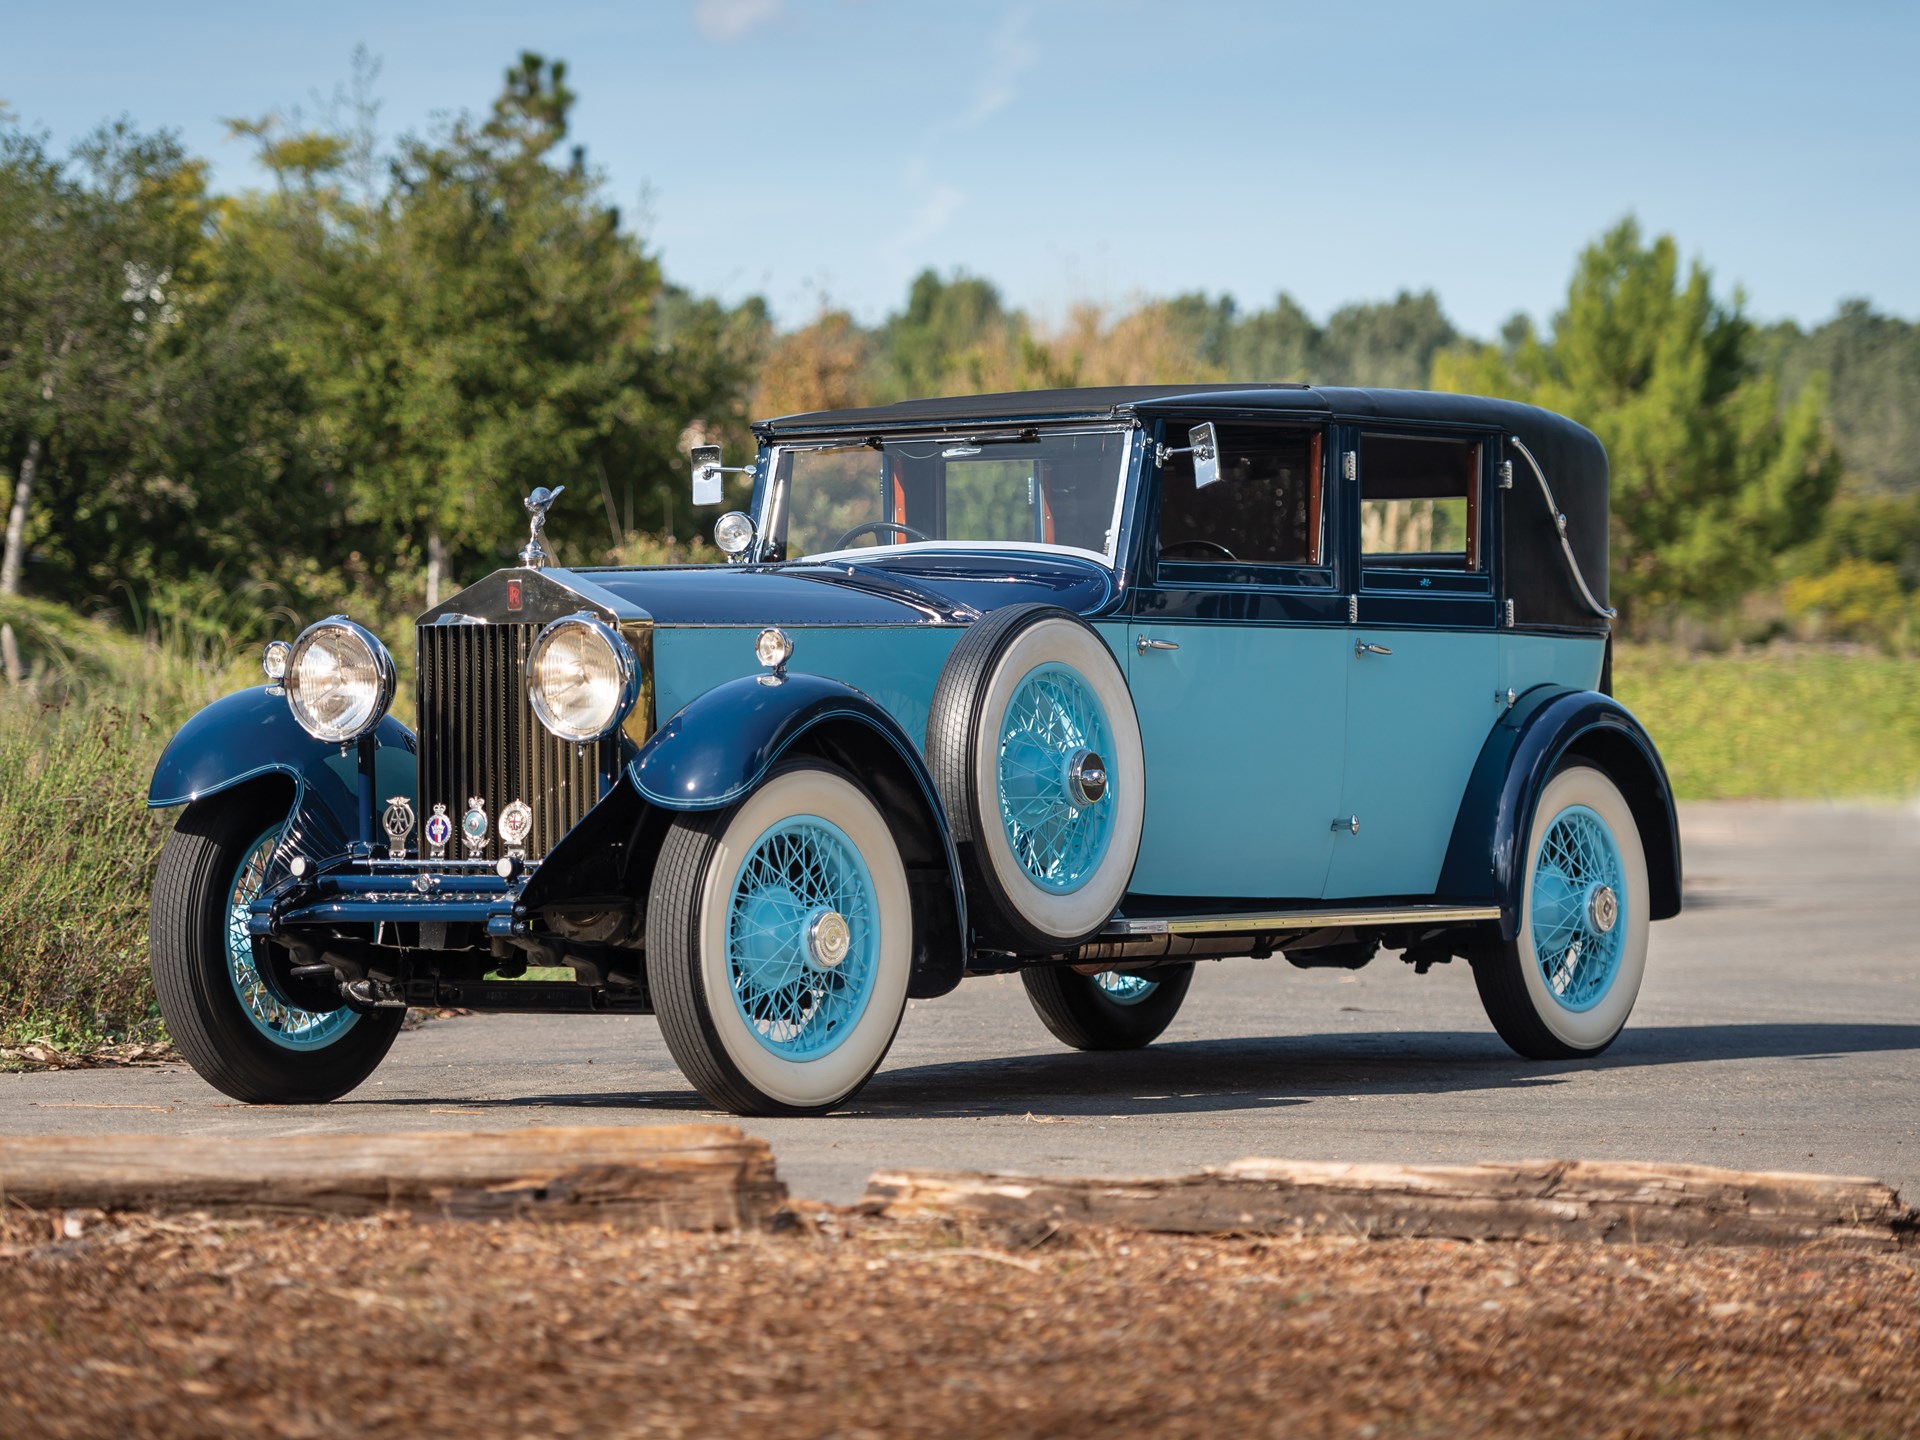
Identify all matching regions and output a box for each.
[520,485,565,569]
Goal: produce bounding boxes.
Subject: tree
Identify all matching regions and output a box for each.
[0,120,295,647]
[233,53,740,605]
[1766,300,1920,496]
[874,269,1016,400]
[1433,218,1839,628]
[1319,290,1457,389]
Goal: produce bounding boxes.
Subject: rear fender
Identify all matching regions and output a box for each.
[1439,687,1682,938]
[631,672,967,997]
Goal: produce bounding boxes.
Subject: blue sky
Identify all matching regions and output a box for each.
[4,0,1915,336]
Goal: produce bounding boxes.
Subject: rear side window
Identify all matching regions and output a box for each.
[1157,423,1324,569]
[1359,434,1482,570]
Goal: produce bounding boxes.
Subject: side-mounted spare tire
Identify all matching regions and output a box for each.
[926,604,1144,952]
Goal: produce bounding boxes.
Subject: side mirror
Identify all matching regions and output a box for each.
[691,444,724,506]
[1188,423,1221,489]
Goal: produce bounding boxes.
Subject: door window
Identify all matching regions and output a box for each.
[1359,434,1482,571]
[1156,423,1325,576]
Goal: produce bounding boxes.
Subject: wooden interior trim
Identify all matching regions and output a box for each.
[1466,441,1481,571]
[1308,429,1325,566]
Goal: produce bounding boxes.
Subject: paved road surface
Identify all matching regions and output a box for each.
[6,802,1917,1203]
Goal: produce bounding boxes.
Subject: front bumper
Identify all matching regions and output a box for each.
[248,856,541,941]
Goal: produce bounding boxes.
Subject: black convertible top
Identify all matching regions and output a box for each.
[755,383,1610,632]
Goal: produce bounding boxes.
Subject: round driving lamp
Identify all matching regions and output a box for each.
[526,614,640,743]
[754,627,794,671]
[284,618,396,743]
[261,639,292,684]
[713,511,756,557]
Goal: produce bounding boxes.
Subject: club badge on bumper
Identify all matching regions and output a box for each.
[424,803,452,860]
[461,797,489,857]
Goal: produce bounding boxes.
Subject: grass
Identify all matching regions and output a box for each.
[0,595,255,1049]
[1613,643,1920,801]
[0,599,1913,1054]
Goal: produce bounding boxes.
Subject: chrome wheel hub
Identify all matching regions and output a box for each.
[1587,883,1619,934]
[806,908,852,969]
[1065,748,1108,806]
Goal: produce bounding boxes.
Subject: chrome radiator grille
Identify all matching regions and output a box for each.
[415,623,606,861]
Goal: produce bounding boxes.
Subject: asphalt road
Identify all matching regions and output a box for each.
[5,802,1917,1204]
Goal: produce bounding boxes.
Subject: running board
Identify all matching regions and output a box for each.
[1102,904,1501,939]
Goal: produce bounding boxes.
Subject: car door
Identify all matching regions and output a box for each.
[1324,428,1502,900]
[1126,418,1349,901]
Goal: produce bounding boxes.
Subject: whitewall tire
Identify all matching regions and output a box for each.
[927,606,1144,952]
[1473,763,1650,1059]
[646,762,913,1115]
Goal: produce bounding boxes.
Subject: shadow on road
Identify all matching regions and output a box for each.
[338,1021,1920,1120]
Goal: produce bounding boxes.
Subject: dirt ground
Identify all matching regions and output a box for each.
[2,1208,1915,1440]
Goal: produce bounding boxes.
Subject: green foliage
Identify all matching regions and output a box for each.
[1782,560,1912,650]
[1615,645,1920,800]
[876,270,1020,399]
[0,592,266,1045]
[1433,219,1842,630]
[225,53,748,605]
[1764,300,1920,496]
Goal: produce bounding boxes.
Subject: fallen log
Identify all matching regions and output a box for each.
[863,1158,1917,1251]
[0,1125,786,1229]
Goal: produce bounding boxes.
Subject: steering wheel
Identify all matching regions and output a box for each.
[835,520,930,549]
[1160,539,1238,562]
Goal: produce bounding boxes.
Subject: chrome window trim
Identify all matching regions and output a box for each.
[761,425,1134,570]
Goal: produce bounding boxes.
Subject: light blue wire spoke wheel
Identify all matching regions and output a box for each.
[724,815,878,1061]
[996,663,1119,894]
[1473,764,1650,1060]
[1527,805,1626,1013]
[929,607,1145,952]
[648,762,914,1116]
[148,794,402,1105]
[226,829,360,1051]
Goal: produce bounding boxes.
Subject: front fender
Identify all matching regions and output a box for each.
[631,671,968,997]
[632,671,915,812]
[149,686,417,876]
[1440,687,1682,938]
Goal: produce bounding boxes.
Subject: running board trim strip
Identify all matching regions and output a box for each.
[1103,905,1502,938]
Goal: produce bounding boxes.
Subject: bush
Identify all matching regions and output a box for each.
[1782,559,1912,650]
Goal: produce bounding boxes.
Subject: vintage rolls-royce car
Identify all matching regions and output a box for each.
[147,384,1681,1115]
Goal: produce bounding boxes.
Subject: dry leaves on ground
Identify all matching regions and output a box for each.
[0,1041,173,1073]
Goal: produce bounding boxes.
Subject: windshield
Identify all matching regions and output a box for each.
[765,428,1133,564]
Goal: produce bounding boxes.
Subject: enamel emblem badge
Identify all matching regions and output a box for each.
[498,799,533,858]
[424,803,453,860]
[461,796,489,857]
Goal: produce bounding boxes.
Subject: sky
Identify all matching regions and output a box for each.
[3,0,1916,337]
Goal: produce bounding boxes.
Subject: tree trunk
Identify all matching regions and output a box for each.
[0,624,20,687]
[1,434,41,598]
[426,527,446,609]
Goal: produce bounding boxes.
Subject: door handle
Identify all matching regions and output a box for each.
[1136,636,1180,654]
[1354,641,1393,657]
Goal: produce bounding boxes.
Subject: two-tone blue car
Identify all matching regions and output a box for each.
[146,383,1681,1115]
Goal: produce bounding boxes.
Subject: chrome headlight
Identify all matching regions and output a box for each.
[526,614,639,743]
[285,617,396,743]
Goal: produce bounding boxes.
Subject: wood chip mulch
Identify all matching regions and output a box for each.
[0,1207,1914,1438]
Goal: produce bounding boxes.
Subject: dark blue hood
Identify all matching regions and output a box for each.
[572,550,1114,626]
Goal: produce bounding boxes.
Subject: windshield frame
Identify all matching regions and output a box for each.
[753,424,1137,569]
